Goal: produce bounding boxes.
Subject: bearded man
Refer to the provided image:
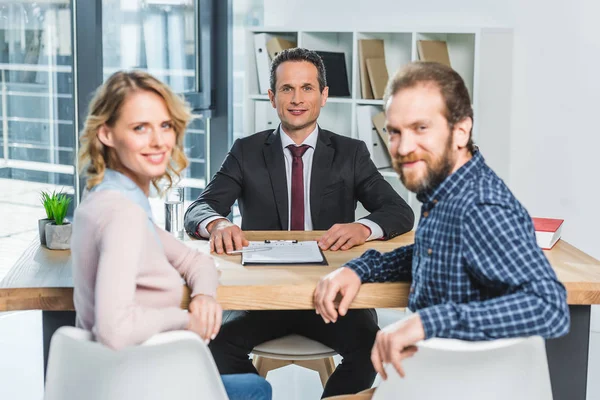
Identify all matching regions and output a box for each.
[313,61,570,382]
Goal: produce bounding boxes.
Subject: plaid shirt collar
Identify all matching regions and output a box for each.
[416,149,484,206]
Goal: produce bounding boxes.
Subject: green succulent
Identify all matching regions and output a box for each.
[50,193,72,225]
[40,190,56,220]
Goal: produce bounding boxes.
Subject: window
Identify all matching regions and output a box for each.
[0,0,225,270]
[0,1,75,273]
[0,2,75,188]
[102,0,208,201]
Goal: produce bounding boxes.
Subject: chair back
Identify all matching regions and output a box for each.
[44,327,229,400]
[372,336,552,400]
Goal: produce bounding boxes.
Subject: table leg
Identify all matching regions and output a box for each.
[546,305,590,400]
[43,310,75,380]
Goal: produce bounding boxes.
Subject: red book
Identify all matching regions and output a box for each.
[532,218,564,250]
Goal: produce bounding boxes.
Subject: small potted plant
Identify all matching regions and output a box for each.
[45,193,73,250]
[39,190,56,246]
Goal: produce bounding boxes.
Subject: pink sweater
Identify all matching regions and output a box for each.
[71,190,219,350]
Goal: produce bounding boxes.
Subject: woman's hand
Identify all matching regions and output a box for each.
[187,294,223,343]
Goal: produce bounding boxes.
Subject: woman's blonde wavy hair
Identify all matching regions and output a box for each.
[78,70,192,191]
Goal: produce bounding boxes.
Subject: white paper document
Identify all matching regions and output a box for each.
[242,240,325,265]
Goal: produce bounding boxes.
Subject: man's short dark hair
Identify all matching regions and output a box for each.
[384,61,475,153]
[269,47,327,93]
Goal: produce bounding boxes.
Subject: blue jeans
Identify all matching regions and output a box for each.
[221,373,272,400]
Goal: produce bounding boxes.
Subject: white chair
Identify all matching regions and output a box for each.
[44,327,229,400]
[252,334,337,387]
[371,336,552,400]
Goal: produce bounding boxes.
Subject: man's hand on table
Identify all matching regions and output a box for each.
[206,218,249,254]
[187,294,223,343]
[318,223,371,251]
[313,266,362,323]
[371,313,424,380]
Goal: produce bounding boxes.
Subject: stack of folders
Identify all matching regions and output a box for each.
[241,240,328,266]
[254,100,279,132]
[358,39,389,100]
[254,34,297,94]
[266,37,297,60]
[372,112,389,148]
[356,106,391,169]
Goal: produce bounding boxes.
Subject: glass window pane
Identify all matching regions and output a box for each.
[182,115,206,200]
[102,0,207,199]
[0,102,3,159]
[0,2,75,263]
[102,0,196,92]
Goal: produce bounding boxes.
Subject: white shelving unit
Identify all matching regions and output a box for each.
[244,27,513,222]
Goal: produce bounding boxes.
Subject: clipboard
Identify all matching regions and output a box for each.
[241,240,329,266]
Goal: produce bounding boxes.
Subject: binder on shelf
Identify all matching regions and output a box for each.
[365,58,389,100]
[357,105,373,155]
[358,39,385,99]
[372,111,389,150]
[254,100,279,132]
[315,51,350,97]
[266,37,296,60]
[357,106,391,169]
[254,33,271,94]
[372,126,392,169]
[417,40,452,67]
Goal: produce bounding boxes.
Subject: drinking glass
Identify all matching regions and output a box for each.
[165,186,184,239]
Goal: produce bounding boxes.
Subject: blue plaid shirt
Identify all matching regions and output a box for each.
[346,151,570,340]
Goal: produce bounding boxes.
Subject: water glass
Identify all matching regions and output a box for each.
[165,186,184,239]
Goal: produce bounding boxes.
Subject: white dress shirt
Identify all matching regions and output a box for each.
[199,125,383,240]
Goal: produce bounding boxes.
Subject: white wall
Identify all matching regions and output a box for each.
[265,0,600,260]
[264,0,512,29]
[509,0,600,261]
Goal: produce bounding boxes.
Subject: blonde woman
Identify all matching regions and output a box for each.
[72,71,271,400]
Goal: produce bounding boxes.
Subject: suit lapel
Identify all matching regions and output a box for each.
[310,128,335,226]
[263,130,289,230]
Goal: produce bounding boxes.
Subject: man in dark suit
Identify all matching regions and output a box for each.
[184,48,414,398]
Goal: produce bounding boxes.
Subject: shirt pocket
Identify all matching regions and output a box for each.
[417,246,447,303]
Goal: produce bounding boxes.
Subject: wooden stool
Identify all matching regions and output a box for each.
[252,334,337,387]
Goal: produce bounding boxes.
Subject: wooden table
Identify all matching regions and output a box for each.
[0,231,412,312]
[1,231,599,400]
[2,230,600,311]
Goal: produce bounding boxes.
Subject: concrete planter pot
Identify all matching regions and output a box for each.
[38,218,53,246]
[45,222,72,250]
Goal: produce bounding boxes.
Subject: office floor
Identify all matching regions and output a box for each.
[1,178,600,399]
[0,179,59,399]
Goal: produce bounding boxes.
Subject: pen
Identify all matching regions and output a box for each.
[264,240,298,243]
[227,247,271,255]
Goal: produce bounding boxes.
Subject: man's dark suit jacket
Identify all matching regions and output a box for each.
[184,127,414,239]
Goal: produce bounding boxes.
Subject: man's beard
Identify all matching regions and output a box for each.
[392,135,455,194]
